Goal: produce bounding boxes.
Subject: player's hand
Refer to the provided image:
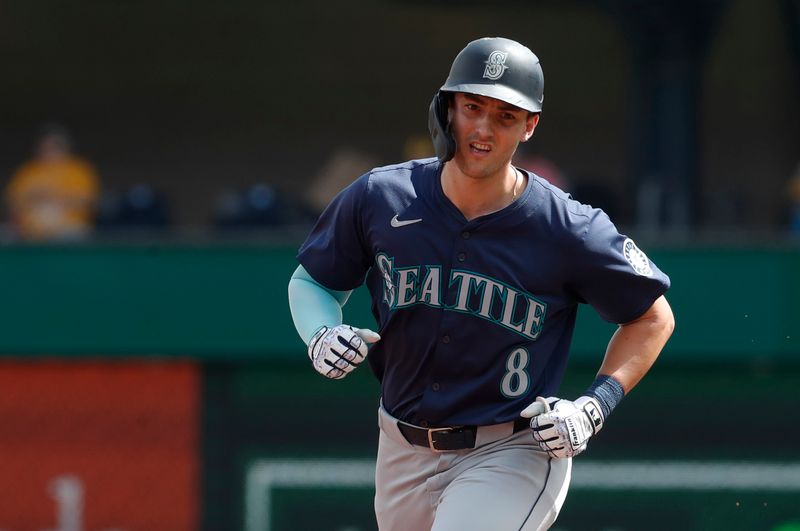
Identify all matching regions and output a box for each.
[521,395,604,458]
[307,324,381,379]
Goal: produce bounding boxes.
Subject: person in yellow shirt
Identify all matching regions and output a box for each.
[5,125,100,241]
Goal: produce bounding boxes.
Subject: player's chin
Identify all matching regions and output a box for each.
[455,155,502,179]
[457,147,491,164]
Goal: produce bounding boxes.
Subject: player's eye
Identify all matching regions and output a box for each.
[465,103,479,111]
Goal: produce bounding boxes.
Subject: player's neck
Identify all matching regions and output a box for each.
[441,162,524,221]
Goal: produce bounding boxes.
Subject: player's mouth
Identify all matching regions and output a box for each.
[469,142,492,154]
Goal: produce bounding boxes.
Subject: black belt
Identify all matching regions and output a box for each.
[397,417,530,452]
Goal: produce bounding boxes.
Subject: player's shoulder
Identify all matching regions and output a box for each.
[332,158,438,211]
[525,171,609,238]
[527,172,596,220]
[365,157,439,183]
[357,157,439,197]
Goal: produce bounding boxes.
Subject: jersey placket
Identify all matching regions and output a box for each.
[414,223,476,427]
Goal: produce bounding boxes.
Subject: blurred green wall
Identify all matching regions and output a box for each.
[1,241,798,361]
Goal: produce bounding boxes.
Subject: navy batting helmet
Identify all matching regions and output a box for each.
[428,37,545,162]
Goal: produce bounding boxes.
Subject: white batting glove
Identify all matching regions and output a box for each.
[307,325,380,379]
[521,395,604,458]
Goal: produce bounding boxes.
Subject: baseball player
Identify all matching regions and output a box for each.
[288,37,674,530]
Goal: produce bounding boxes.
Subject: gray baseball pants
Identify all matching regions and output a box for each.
[375,406,571,531]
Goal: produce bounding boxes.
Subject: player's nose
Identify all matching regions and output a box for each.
[472,114,493,139]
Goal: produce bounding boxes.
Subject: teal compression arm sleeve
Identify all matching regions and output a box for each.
[288,265,353,345]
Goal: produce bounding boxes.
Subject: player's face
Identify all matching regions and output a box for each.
[448,93,539,181]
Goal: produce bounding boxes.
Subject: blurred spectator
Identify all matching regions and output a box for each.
[96,184,172,231]
[306,148,380,215]
[403,133,434,160]
[4,124,100,241]
[213,183,300,229]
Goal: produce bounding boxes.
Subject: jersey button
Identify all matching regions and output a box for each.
[432,383,440,392]
[457,252,466,262]
[442,335,450,343]
[461,231,470,239]
[420,420,429,428]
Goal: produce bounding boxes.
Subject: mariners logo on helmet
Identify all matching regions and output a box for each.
[483,51,509,80]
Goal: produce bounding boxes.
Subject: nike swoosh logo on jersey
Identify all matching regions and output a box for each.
[390,215,422,227]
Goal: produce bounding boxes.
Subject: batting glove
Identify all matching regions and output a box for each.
[521,395,604,458]
[307,325,380,379]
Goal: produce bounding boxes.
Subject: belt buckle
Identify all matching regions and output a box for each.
[427,427,455,452]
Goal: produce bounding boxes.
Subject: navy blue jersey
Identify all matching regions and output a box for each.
[298,158,670,427]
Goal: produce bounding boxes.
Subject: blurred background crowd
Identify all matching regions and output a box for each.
[0,0,798,244]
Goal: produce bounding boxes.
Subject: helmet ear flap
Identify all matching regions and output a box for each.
[428,91,456,162]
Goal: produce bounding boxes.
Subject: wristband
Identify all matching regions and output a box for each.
[583,375,625,418]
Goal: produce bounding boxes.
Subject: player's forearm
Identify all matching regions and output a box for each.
[597,295,675,393]
[288,265,352,344]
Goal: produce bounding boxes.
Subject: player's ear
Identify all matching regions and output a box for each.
[521,113,540,142]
